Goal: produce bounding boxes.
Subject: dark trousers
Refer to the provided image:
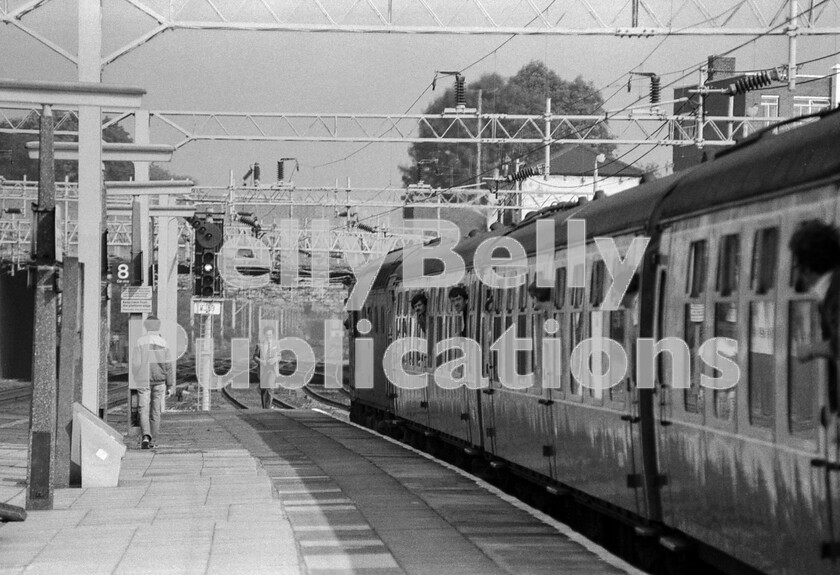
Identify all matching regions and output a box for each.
[260,364,275,408]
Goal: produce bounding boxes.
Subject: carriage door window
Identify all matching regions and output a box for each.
[788,248,821,436]
[568,263,586,396]
[684,240,707,413]
[516,284,532,389]
[552,268,567,392]
[748,227,779,427]
[712,234,740,421]
[589,260,607,399]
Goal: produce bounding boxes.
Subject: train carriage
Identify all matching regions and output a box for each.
[348,107,840,575]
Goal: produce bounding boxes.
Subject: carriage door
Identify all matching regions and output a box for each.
[382,289,398,417]
[539,267,567,480]
[612,276,645,511]
[454,280,476,446]
[622,247,668,518]
[480,283,501,456]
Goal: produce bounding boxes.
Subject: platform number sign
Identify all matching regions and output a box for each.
[112,261,131,285]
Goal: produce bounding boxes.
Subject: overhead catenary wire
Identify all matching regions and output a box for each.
[331,0,834,232]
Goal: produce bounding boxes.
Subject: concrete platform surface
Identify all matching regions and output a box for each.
[1,409,645,575]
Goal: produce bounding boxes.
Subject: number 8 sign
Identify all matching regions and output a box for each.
[112,261,131,285]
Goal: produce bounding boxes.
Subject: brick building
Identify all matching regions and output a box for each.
[672,56,840,171]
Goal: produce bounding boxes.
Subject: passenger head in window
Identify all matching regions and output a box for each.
[448,285,470,337]
[410,292,428,333]
[789,221,840,379]
[448,285,469,314]
[789,220,840,294]
[527,282,553,313]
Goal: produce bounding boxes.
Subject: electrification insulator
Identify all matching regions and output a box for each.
[506,166,541,183]
[238,214,262,237]
[242,166,253,183]
[253,162,261,184]
[455,75,466,108]
[277,160,284,181]
[650,75,661,105]
[238,215,258,228]
[726,70,775,96]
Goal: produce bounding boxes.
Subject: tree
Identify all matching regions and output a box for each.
[0,114,193,183]
[400,61,615,190]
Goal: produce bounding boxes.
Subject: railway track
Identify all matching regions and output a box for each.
[0,382,130,409]
[113,357,350,413]
[0,385,32,406]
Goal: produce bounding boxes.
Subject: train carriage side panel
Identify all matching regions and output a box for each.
[487,180,678,520]
[653,110,840,574]
[656,187,840,575]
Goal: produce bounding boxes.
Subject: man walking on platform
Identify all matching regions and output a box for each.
[131,315,175,449]
[253,327,279,409]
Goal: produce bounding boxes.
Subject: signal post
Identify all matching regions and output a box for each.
[188,214,225,411]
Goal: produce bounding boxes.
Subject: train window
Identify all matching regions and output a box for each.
[588,311,606,399]
[686,240,708,297]
[516,313,530,384]
[569,311,585,395]
[492,316,503,381]
[716,234,740,296]
[570,286,585,308]
[748,301,775,427]
[683,305,705,413]
[519,279,528,310]
[570,263,585,307]
[590,260,606,307]
[788,301,820,435]
[713,302,738,421]
[494,287,503,313]
[609,310,628,402]
[506,284,515,312]
[555,267,567,308]
[750,227,779,295]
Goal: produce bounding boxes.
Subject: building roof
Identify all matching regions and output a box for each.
[547,145,644,178]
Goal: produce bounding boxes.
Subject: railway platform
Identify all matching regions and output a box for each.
[1,409,645,575]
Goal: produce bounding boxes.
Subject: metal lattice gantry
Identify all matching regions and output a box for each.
[143,110,785,148]
[191,184,542,212]
[0,179,439,263]
[3,0,839,69]
[0,106,792,149]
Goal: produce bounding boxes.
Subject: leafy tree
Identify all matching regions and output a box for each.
[401,61,614,190]
[0,114,191,182]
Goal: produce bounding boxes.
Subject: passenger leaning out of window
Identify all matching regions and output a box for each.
[789,219,840,413]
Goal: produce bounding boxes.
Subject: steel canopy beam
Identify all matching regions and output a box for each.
[25,142,175,162]
[0,79,144,108]
[106,206,195,218]
[105,180,195,196]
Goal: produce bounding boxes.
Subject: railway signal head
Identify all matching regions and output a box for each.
[192,219,224,297]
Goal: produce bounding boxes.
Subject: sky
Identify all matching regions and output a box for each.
[2,0,840,195]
